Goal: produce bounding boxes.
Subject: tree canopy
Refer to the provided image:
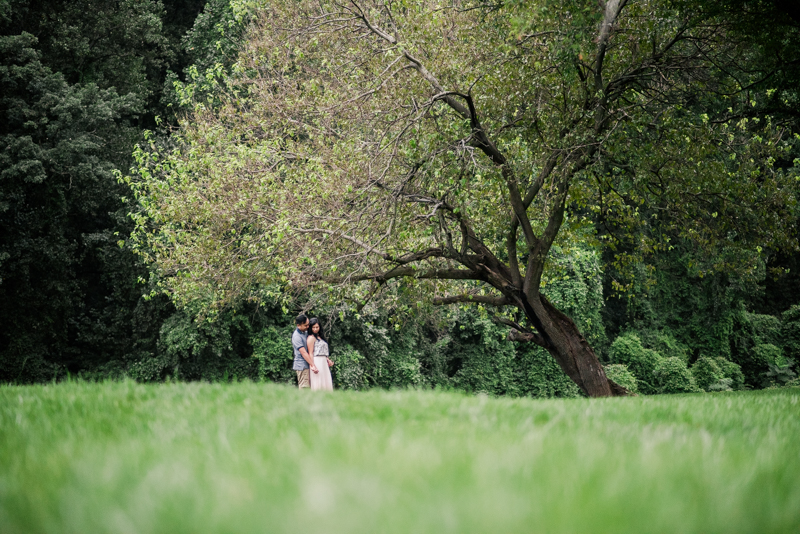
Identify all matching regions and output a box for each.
[126,0,799,395]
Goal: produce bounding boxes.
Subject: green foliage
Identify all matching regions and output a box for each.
[782,305,800,360]
[330,314,404,389]
[746,313,783,348]
[153,307,299,383]
[314,269,596,397]
[615,257,741,361]
[639,330,690,362]
[443,311,581,398]
[127,354,174,383]
[707,378,734,392]
[125,0,799,323]
[730,313,787,387]
[0,32,143,382]
[752,343,783,368]
[654,357,701,394]
[331,344,368,391]
[761,358,797,388]
[6,0,800,397]
[603,364,639,394]
[325,307,581,398]
[127,311,234,382]
[669,0,800,128]
[0,339,63,384]
[182,0,247,72]
[369,325,426,390]
[715,357,746,391]
[0,0,178,115]
[554,323,697,395]
[691,356,726,392]
[609,248,797,390]
[441,314,580,398]
[516,346,584,399]
[542,243,608,355]
[122,0,800,401]
[164,0,250,111]
[0,0,210,384]
[251,326,295,384]
[608,333,662,394]
[443,316,519,396]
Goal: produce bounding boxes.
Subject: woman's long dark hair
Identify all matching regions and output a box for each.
[308,317,326,341]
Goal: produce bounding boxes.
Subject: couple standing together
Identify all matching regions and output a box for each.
[291,314,334,390]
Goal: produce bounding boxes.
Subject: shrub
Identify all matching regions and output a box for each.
[447,316,520,396]
[603,364,639,394]
[517,346,583,398]
[128,355,173,382]
[782,305,800,360]
[251,326,295,384]
[153,310,285,383]
[707,378,734,392]
[333,344,367,390]
[784,377,800,388]
[747,313,783,346]
[691,356,725,392]
[730,311,785,388]
[654,357,700,394]
[714,357,745,391]
[328,306,581,397]
[608,333,662,394]
[379,345,425,389]
[156,312,236,381]
[761,358,797,388]
[753,343,783,369]
[638,330,690,362]
[0,336,64,384]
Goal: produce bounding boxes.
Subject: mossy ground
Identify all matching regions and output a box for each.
[1,382,798,533]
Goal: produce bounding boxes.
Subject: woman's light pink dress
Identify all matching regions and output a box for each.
[309,336,333,391]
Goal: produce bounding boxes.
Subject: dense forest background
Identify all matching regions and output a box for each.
[2,0,800,396]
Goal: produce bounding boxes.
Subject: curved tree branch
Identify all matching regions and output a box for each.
[332,266,484,284]
[351,3,539,259]
[433,294,510,306]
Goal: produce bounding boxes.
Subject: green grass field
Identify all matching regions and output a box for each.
[1,382,798,533]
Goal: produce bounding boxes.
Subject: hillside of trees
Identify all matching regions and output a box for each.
[2,0,799,396]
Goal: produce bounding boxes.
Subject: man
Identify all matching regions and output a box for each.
[292,314,318,389]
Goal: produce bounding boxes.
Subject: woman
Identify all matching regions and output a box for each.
[307,318,334,391]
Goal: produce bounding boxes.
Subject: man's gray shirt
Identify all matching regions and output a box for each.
[291,328,309,371]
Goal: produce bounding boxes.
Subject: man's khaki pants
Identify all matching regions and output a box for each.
[296,368,310,389]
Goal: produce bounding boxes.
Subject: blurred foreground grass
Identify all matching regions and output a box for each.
[1,382,798,533]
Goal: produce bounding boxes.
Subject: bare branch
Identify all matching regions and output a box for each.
[404,53,472,119]
[334,265,484,284]
[433,294,510,306]
[348,1,397,44]
[595,0,630,93]
[507,328,550,349]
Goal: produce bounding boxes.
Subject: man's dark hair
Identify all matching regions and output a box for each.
[295,314,308,325]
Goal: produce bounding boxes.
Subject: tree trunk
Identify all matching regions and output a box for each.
[526,293,630,397]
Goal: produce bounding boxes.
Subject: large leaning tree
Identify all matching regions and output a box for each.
[126,0,798,396]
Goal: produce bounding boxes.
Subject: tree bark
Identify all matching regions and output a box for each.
[521,293,629,397]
